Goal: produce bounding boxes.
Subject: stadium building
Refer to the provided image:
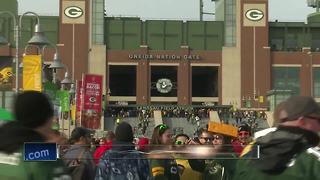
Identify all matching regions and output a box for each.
[0,0,320,112]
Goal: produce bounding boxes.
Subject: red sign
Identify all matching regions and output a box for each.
[81,74,103,129]
[75,80,82,126]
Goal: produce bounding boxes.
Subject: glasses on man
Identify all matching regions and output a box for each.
[213,135,223,140]
[238,131,250,136]
[200,137,214,142]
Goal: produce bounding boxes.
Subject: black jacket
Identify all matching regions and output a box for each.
[0,121,44,154]
[233,126,320,180]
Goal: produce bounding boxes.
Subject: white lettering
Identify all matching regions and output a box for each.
[29,153,34,160]
[86,83,100,90]
[128,54,199,60]
[27,149,50,160]
[34,152,40,159]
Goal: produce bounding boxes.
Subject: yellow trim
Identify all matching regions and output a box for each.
[152,167,165,177]
[240,141,256,157]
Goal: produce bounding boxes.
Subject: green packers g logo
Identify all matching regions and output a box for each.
[245,9,264,21]
[64,6,83,18]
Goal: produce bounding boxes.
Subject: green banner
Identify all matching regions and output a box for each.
[44,81,58,101]
[57,90,70,112]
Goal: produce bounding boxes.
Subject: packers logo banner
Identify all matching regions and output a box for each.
[0,57,13,91]
[23,55,42,92]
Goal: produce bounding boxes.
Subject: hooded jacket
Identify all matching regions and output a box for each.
[0,122,70,180]
[233,126,320,180]
[95,141,151,180]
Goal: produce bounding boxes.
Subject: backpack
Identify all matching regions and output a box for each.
[96,150,151,180]
[67,150,92,180]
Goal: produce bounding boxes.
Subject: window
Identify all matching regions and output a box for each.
[270,39,283,51]
[272,67,300,95]
[109,65,136,96]
[312,39,320,52]
[92,0,104,44]
[286,34,298,51]
[192,66,218,97]
[313,68,320,97]
[224,0,236,47]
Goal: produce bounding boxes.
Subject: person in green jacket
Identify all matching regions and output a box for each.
[233,96,320,180]
[175,133,203,180]
[0,91,71,180]
[150,124,180,180]
[200,124,238,180]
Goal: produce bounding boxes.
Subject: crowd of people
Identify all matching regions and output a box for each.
[108,105,268,140]
[0,91,319,180]
[105,106,232,119]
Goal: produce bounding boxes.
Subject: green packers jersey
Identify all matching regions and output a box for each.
[0,150,71,180]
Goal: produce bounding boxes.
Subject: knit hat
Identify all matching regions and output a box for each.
[115,122,134,142]
[280,96,320,121]
[238,123,251,133]
[14,91,53,128]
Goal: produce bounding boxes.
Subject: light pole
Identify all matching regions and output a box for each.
[308,52,314,96]
[61,71,74,137]
[107,88,111,105]
[0,11,49,93]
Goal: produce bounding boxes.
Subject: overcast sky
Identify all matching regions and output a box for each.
[17,0,315,22]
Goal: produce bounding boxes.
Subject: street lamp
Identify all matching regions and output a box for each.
[43,44,65,84]
[19,43,64,92]
[61,71,73,88]
[0,11,49,93]
[69,83,76,95]
[60,74,74,136]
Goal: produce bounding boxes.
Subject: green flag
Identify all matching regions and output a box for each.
[56,90,70,112]
[44,81,58,100]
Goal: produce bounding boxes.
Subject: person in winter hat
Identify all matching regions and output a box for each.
[95,122,151,180]
[232,123,252,155]
[0,91,70,179]
[234,96,320,180]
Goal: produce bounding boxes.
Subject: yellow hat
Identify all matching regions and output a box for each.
[208,121,238,138]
